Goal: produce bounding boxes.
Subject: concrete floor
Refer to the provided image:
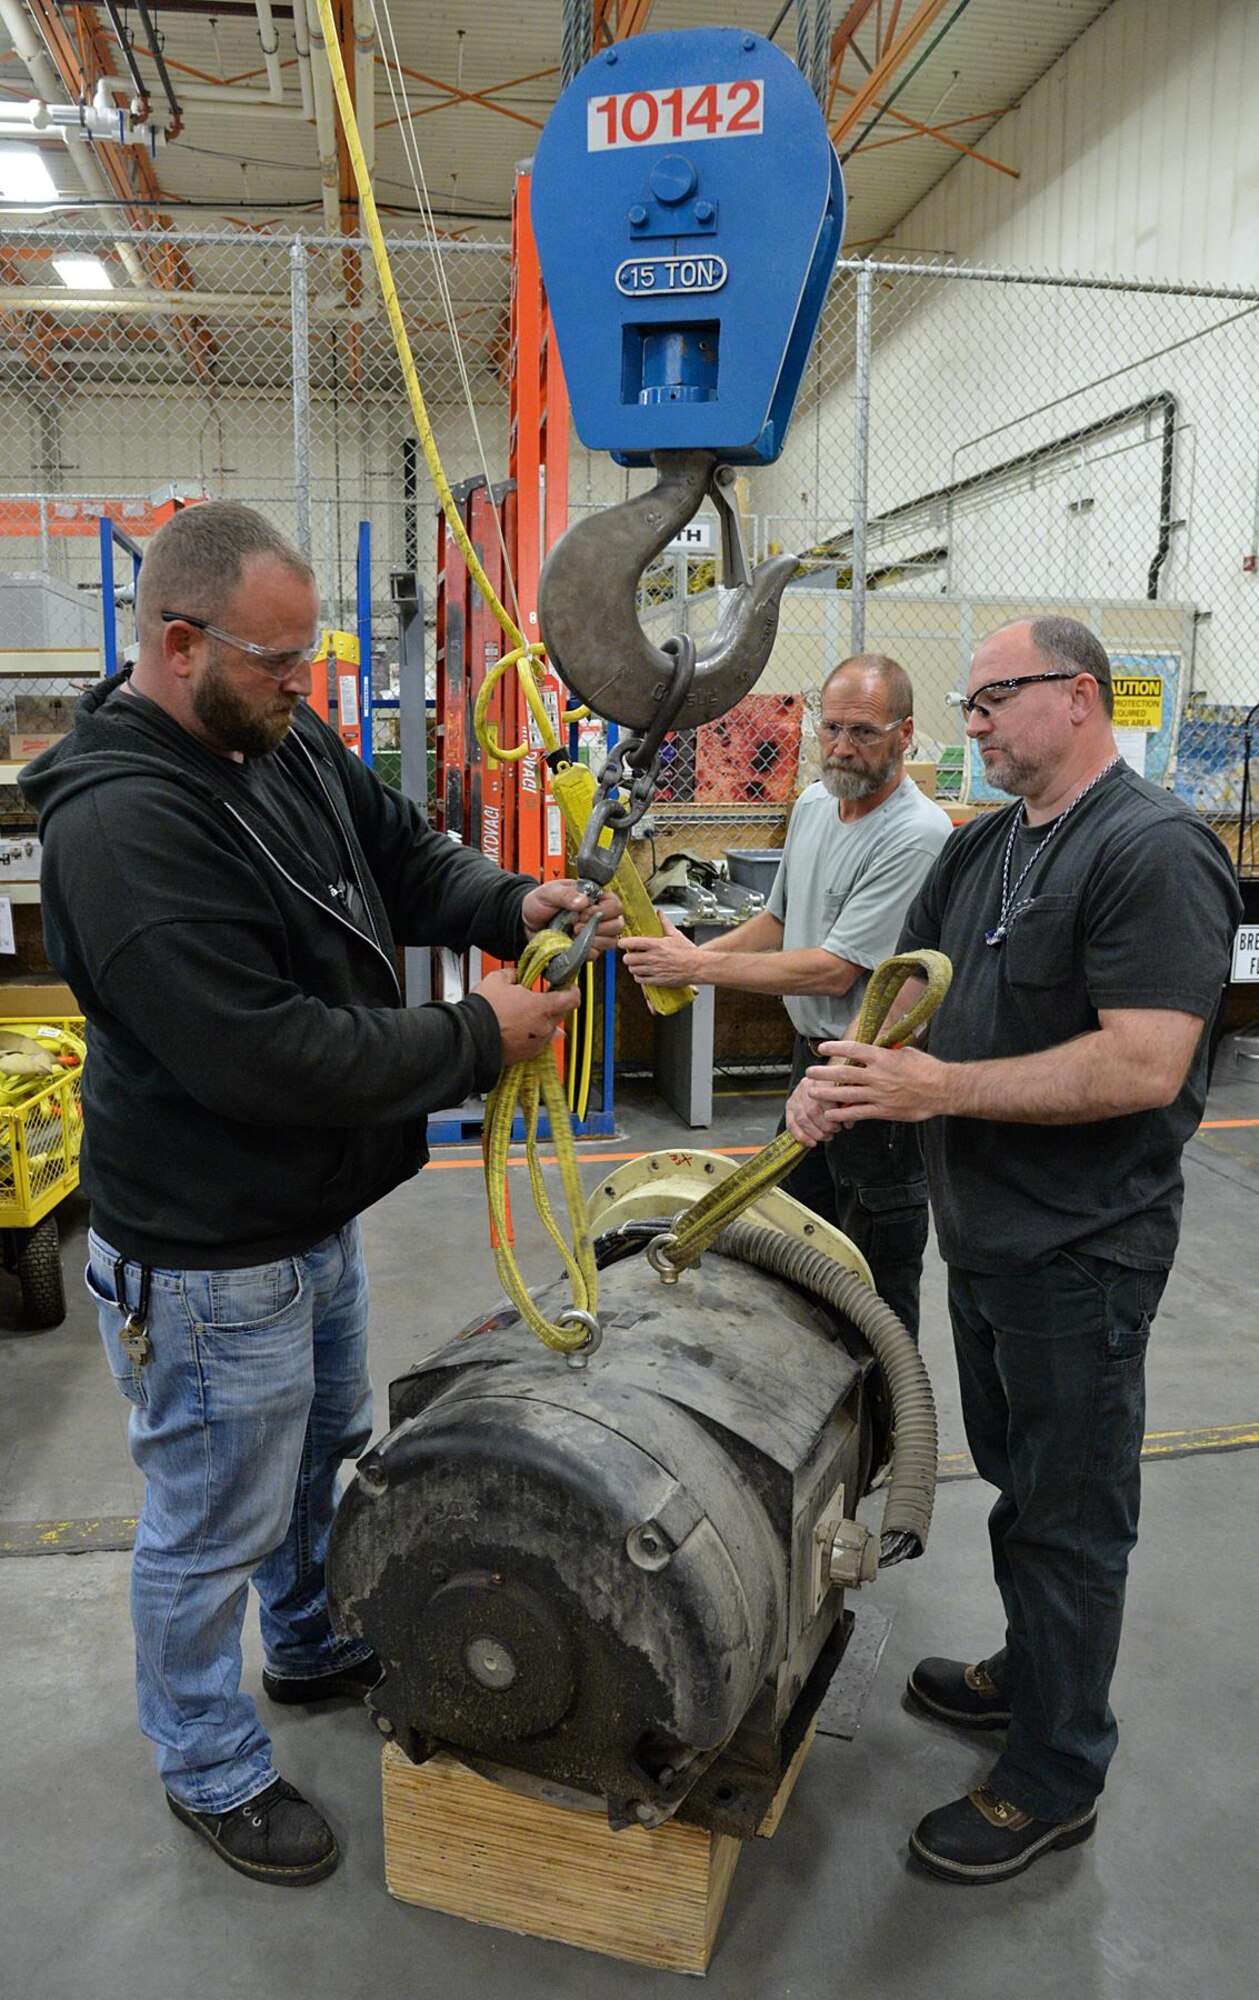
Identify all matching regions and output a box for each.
[3,1044,1259,1999]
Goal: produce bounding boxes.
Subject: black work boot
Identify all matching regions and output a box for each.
[166,1776,339,1885]
[909,1783,1097,1884]
[905,1656,1011,1730]
[262,1652,382,1706]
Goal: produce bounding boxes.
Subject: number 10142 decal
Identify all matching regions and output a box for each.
[588,79,764,151]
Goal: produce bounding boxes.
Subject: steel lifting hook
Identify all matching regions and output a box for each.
[537,450,798,734]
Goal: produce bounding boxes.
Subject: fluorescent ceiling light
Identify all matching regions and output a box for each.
[52,256,113,291]
[0,147,59,203]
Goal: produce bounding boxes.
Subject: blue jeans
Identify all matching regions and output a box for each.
[779,1036,930,1340]
[87,1222,375,1813]
[948,1251,1168,1820]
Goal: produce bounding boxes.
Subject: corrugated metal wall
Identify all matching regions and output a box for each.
[881,0,1257,285]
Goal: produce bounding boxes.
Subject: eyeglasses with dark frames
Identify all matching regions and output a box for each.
[945,670,1093,720]
[161,611,319,681]
[818,715,908,751]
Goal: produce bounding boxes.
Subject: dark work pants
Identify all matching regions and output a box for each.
[778,1035,929,1341]
[948,1252,1169,1820]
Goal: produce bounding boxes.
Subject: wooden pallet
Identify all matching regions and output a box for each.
[381,1721,817,1976]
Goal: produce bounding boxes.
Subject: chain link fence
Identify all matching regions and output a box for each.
[641,260,1259,878]
[0,223,512,725]
[3,230,1257,877]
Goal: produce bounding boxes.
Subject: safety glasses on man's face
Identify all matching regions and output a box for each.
[945,670,1092,720]
[818,715,907,750]
[161,611,318,681]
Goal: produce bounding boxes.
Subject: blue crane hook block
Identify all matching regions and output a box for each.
[531,27,845,468]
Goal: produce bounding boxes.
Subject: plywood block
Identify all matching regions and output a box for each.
[381,1744,741,1974]
[756,1717,818,1838]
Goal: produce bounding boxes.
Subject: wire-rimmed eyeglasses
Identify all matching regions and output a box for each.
[161,611,318,681]
[945,671,1092,720]
[818,715,908,750]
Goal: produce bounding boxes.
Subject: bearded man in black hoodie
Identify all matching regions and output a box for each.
[21,500,621,1887]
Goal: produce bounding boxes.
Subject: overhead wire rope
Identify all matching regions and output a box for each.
[315,0,604,1350]
[314,0,562,756]
[370,0,526,639]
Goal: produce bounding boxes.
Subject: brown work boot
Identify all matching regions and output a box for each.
[906,1655,1011,1730]
[909,1783,1097,1884]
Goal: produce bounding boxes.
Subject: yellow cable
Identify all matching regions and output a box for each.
[652,951,954,1278]
[314,0,527,662]
[315,12,689,1348]
[482,931,600,1353]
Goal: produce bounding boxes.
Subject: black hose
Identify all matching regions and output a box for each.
[713,1218,938,1565]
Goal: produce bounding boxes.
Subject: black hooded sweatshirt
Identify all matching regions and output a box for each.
[20,673,534,1268]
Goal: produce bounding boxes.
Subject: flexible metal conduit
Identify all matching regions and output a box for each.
[714,1218,938,1564]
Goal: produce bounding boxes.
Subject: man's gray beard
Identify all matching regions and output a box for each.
[978,746,1040,797]
[820,752,896,800]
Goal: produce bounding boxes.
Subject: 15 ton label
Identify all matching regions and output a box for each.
[615,254,728,295]
[588,79,764,150]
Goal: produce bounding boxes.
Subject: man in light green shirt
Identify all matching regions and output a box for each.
[623,654,952,1337]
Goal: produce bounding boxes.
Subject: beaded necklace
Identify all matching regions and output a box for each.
[984,758,1121,948]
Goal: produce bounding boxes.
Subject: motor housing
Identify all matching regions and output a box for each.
[329,1236,886,1835]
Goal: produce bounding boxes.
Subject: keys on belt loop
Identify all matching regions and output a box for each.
[114,1256,153,1369]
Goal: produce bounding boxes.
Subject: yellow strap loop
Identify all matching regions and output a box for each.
[652,951,954,1278]
[474,644,551,763]
[482,931,600,1354]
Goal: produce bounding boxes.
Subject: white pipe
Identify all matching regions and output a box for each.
[0,0,61,100]
[0,97,166,144]
[253,0,285,101]
[304,0,344,238]
[99,71,306,116]
[0,287,375,317]
[100,1,299,116]
[292,2,316,120]
[58,140,153,293]
[0,0,147,293]
[353,0,375,178]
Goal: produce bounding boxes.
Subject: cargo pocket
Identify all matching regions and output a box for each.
[855,1178,930,1275]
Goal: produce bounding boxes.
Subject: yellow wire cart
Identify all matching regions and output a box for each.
[0,1017,86,1328]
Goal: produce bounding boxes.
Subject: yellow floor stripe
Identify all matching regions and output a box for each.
[426,1143,765,1170]
[938,1420,1259,1483]
[5,1424,1256,1554]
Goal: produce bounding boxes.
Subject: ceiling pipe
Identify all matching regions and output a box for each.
[97,0,305,115]
[292,0,315,118]
[98,70,306,113]
[304,0,346,236]
[253,0,286,99]
[0,285,376,316]
[352,0,375,178]
[100,0,150,119]
[0,95,167,145]
[0,0,149,292]
[131,0,184,134]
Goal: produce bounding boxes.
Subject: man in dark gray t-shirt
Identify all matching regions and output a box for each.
[788,616,1240,1888]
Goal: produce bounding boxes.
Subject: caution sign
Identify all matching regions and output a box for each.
[1112,673,1163,729]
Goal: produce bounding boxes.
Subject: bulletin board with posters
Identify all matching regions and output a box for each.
[962,651,1183,803]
